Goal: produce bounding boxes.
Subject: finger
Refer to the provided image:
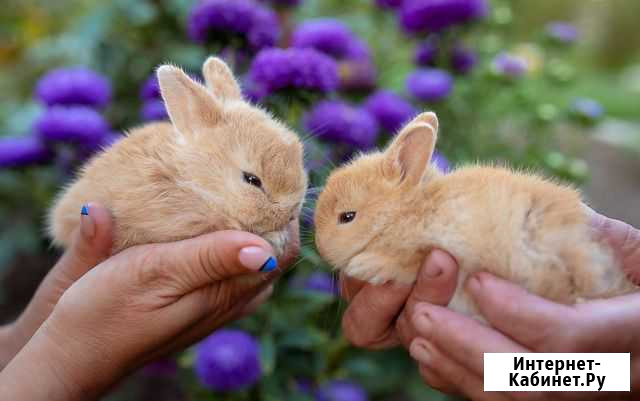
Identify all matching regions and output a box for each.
[239,284,274,316]
[56,202,114,281]
[467,272,577,350]
[571,293,640,352]
[416,363,461,396]
[412,302,527,376]
[409,338,512,401]
[339,274,366,302]
[341,282,411,349]
[397,250,459,347]
[587,208,640,281]
[132,230,277,291]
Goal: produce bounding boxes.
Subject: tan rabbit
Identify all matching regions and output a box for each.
[314,112,636,316]
[49,57,307,258]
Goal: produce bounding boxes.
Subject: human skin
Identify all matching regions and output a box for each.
[340,210,640,400]
[0,202,299,400]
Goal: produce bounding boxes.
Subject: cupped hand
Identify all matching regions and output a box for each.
[339,249,459,349]
[0,203,299,401]
[408,212,640,400]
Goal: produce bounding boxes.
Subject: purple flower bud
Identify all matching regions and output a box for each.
[406,68,453,102]
[432,150,450,172]
[414,37,438,66]
[34,106,110,147]
[249,48,339,94]
[0,136,52,168]
[491,52,528,78]
[364,90,417,133]
[35,67,111,109]
[305,100,379,150]
[570,98,603,121]
[316,380,369,401]
[292,19,358,59]
[375,0,404,9]
[546,21,579,44]
[187,0,279,51]
[140,99,169,122]
[450,46,477,74]
[400,0,489,33]
[195,329,261,392]
[139,74,161,100]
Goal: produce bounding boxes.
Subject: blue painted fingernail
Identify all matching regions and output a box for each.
[259,257,277,273]
[81,204,89,216]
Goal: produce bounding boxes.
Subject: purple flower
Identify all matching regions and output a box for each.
[316,380,369,401]
[249,48,339,94]
[375,0,404,9]
[290,272,338,296]
[364,90,416,133]
[492,52,528,78]
[305,100,379,150]
[187,0,279,51]
[400,0,488,33]
[34,106,110,147]
[195,329,261,392]
[450,46,476,74]
[140,99,168,122]
[570,98,603,121]
[139,75,160,100]
[0,136,52,168]
[546,22,579,44]
[406,68,453,102]
[432,151,450,172]
[291,19,358,59]
[414,37,438,66]
[35,67,111,109]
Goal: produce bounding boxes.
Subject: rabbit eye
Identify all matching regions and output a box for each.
[243,172,262,188]
[339,211,356,224]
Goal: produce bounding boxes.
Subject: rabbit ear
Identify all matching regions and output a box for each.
[383,112,438,186]
[202,56,243,100]
[405,111,438,132]
[157,64,222,136]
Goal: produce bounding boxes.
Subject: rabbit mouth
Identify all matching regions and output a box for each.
[262,230,289,259]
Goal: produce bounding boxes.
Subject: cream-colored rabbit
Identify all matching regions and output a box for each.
[49,57,307,259]
[314,112,636,316]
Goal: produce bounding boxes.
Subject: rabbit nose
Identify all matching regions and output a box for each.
[289,214,295,222]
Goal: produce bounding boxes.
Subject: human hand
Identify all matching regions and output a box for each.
[0,203,114,368]
[339,249,459,349]
[0,203,299,401]
[408,212,640,400]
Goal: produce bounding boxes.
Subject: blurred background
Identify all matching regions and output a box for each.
[0,0,638,400]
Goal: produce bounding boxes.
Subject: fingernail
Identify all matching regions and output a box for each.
[413,310,432,335]
[410,339,432,365]
[238,247,277,272]
[424,251,444,277]
[467,274,481,294]
[80,204,95,239]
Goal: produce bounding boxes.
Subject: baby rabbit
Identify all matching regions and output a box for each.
[314,112,636,316]
[49,57,307,259]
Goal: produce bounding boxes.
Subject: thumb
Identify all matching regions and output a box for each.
[138,230,277,291]
[56,202,114,282]
[397,249,458,347]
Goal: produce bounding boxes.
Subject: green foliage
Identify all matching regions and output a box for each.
[1,1,637,400]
